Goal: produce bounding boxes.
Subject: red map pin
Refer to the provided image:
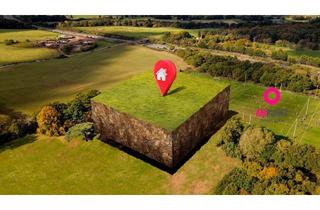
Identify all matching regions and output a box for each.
[153,60,177,96]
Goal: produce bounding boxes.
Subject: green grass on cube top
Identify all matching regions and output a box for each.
[93,72,229,131]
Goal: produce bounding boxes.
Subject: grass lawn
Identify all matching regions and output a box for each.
[73,26,203,39]
[228,80,320,148]
[288,49,320,58]
[0,29,59,65]
[0,45,188,114]
[0,132,240,194]
[94,72,228,131]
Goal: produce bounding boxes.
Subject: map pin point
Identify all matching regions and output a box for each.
[153,60,177,96]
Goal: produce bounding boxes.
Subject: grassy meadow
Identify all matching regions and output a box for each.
[94,72,228,130]
[0,45,188,114]
[0,132,240,194]
[0,29,59,65]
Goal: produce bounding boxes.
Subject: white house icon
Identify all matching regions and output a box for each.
[156,68,167,81]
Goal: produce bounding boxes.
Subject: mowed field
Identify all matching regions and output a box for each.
[0,29,59,65]
[0,45,187,114]
[0,133,239,194]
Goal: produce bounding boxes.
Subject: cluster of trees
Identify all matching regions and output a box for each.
[0,16,31,29]
[176,49,315,93]
[215,117,320,195]
[236,23,320,50]
[37,90,100,137]
[0,90,100,145]
[0,109,36,145]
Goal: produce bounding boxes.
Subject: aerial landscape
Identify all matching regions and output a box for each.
[0,15,320,195]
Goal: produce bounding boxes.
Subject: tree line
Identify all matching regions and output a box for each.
[176,49,316,93]
[162,31,320,67]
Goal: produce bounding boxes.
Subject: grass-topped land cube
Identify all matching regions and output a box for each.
[92,72,230,168]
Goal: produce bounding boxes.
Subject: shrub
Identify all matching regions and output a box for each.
[65,122,96,141]
[271,49,288,61]
[4,39,18,45]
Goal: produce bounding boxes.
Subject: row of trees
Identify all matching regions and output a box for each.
[176,49,315,93]
[163,31,320,67]
[58,17,236,29]
[215,117,320,195]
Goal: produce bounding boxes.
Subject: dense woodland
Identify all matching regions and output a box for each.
[215,117,320,195]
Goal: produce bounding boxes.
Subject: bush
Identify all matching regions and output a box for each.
[271,49,288,61]
[4,39,18,45]
[65,122,96,141]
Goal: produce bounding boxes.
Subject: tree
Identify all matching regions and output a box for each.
[36,105,62,136]
[239,127,275,160]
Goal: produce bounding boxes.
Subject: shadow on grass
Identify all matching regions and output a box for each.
[102,110,238,175]
[167,86,186,96]
[0,134,36,154]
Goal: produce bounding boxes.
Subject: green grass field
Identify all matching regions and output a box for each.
[0,29,59,65]
[73,26,203,39]
[287,49,320,58]
[228,80,320,147]
[94,72,228,130]
[0,132,239,194]
[0,45,188,114]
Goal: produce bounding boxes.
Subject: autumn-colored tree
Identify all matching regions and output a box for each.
[36,105,62,136]
[259,166,278,180]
